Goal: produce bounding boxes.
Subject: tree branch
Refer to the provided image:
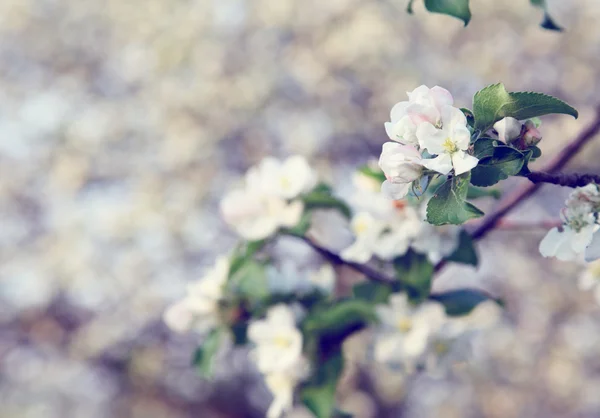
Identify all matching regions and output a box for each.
[526,171,600,187]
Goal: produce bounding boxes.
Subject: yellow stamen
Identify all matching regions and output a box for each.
[442,138,457,153]
[397,317,412,333]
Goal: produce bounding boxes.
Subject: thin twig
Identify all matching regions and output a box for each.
[296,235,394,284]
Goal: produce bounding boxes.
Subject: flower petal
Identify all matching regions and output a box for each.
[416,122,447,155]
[421,154,453,175]
[381,180,411,200]
[451,151,479,175]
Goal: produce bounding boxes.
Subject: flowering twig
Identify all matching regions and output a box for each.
[526,171,600,188]
[469,107,600,243]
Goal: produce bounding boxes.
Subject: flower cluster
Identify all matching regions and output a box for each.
[373,293,501,373]
[539,184,600,261]
[248,305,308,418]
[341,169,460,263]
[220,156,317,240]
[379,85,479,200]
[163,256,229,335]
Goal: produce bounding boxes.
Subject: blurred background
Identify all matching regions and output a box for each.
[2,0,600,417]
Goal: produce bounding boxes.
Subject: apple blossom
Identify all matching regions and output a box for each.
[163,256,229,334]
[248,304,304,374]
[417,105,479,176]
[264,358,309,418]
[384,85,453,146]
[374,293,446,369]
[340,211,386,263]
[378,142,424,200]
[247,156,317,200]
[411,223,461,264]
[540,185,600,261]
[220,188,304,241]
[523,120,542,146]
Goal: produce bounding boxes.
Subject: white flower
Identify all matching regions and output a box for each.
[493,117,522,144]
[384,85,454,146]
[417,105,478,176]
[539,224,597,261]
[349,170,397,220]
[374,204,422,260]
[264,358,309,418]
[378,142,424,200]
[578,259,600,304]
[220,188,304,240]
[163,256,229,334]
[340,211,386,263]
[539,185,600,261]
[248,304,304,374]
[247,156,317,199]
[374,293,446,368]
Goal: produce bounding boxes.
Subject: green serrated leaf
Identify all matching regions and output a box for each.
[193,328,224,378]
[445,230,478,266]
[473,83,577,133]
[301,354,344,418]
[473,83,512,132]
[467,185,501,200]
[426,172,484,225]
[394,250,434,302]
[424,0,471,26]
[430,289,496,316]
[470,145,525,187]
[502,91,577,121]
[352,281,395,304]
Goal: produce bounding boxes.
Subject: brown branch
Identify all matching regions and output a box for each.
[295,235,394,284]
[526,171,600,188]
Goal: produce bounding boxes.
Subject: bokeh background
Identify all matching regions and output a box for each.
[2,0,600,417]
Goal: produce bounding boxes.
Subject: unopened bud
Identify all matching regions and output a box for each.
[523,120,542,146]
[493,117,522,144]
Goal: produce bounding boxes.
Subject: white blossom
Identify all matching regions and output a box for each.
[384,85,453,146]
[308,264,336,294]
[163,256,229,334]
[247,156,317,200]
[340,211,386,263]
[539,185,600,261]
[374,293,446,369]
[248,304,304,374]
[417,105,479,176]
[220,188,303,241]
[264,358,309,418]
[412,223,461,264]
[378,142,424,200]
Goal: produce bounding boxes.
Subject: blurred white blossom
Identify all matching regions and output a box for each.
[379,143,424,199]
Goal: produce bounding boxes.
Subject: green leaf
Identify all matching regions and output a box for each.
[192,328,224,378]
[430,289,497,316]
[229,240,266,277]
[470,146,525,187]
[517,145,543,176]
[301,187,352,219]
[531,0,563,31]
[473,83,577,133]
[301,354,344,418]
[228,259,268,303]
[467,185,501,200]
[302,299,376,337]
[473,137,497,159]
[352,281,394,304]
[445,230,478,266]
[460,107,475,128]
[502,91,577,121]
[473,83,512,133]
[394,250,434,302]
[426,172,484,225]
[424,0,471,26]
